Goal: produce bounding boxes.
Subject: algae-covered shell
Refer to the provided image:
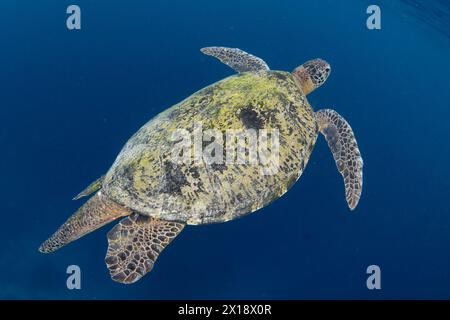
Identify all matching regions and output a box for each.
[102,71,318,225]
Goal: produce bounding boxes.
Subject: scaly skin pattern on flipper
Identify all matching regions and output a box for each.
[316,109,363,210]
[39,193,131,253]
[105,213,185,284]
[102,71,318,225]
[201,47,270,73]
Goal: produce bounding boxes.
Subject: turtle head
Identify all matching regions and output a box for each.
[292,59,331,95]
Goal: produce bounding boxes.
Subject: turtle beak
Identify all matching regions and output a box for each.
[325,64,331,77]
[318,59,331,80]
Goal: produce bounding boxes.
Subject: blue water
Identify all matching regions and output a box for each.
[1,0,449,299]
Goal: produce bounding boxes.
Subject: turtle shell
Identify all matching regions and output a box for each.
[102,71,318,224]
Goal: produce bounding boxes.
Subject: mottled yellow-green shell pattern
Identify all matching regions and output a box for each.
[102,71,318,225]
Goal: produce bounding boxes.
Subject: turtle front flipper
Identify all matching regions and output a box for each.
[316,109,363,210]
[73,175,105,200]
[39,193,131,253]
[105,214,185,284]
[201,46,270,73]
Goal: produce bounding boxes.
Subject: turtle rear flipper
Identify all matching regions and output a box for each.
[105,214,185,284]
[316,109,363,210]
[39,193,131,253]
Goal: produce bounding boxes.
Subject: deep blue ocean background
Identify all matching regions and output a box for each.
[0,0,449,299]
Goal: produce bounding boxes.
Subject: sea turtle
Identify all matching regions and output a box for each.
[39,47,363,284]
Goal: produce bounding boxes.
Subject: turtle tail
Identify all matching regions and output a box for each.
[39,193,131,253]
